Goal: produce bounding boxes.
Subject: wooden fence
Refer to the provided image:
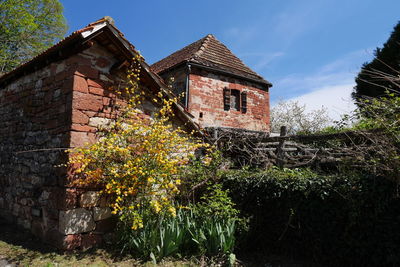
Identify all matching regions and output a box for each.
[205,126,379,168]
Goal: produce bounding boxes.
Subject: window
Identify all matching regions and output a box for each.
[241,91,247,113]
[223,88,231,110]
[230,89,240,111]
[223,88,247,113]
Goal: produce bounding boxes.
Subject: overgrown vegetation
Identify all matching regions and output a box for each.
[67,26,400,266]
[221,70,400,265]
[68,58,241,264]
[221,168,400,266]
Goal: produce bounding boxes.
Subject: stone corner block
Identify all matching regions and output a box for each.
[93,207,112,221]
[80,191,100,207]
[59,208,95,235]
[88,117,111,127]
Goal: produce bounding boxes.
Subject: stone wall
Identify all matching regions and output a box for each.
[0,37,266,249]
[188,68,270,132]
[55,43,121,250]
[0,54,74,248]
[0,42,159,250]
[58,43,168,249]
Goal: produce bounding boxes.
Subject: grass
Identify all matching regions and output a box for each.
[0,218,306,267]
[0,239,198,267]
[0,218,197,267]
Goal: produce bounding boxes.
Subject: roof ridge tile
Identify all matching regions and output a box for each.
[191,38,206,60]
[151,34,271,85]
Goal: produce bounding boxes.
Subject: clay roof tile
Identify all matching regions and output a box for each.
[151,34,271,86]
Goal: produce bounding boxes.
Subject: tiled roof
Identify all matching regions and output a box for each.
[0,17,202,133]
[151,34,271,86]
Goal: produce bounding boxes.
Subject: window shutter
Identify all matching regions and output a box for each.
[241,91,247,113]
[223,88,231,110]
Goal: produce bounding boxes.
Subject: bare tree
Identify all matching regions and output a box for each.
[270,100,332,135]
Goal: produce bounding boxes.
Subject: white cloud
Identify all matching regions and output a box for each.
[271,49,374,121]
[275,71,354,95]
[273,49,371,95]
[288,84,356,121]
[239,51,285,72]
[271,50,372,120]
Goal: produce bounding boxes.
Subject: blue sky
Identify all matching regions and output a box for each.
[60,0,400,119]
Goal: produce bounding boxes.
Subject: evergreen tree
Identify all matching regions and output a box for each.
[0,0,67,74]
[353,21,400,102]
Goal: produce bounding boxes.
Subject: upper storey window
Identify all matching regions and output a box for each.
[223,88,247,113]
[230,89,240,111]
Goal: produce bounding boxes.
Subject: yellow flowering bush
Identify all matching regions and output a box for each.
[69,56,205,230]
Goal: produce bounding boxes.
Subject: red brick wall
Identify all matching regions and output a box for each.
[0,40,191,250]
[57,44,121,250]
[68,44,119,149]
[0,43,127,250]
[188,69,270,132]
[68,44,166,149]
[59,44,167,250]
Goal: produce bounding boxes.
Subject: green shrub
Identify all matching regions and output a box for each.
[194,184,239,220]
[221,168,400,266]
[113,148,242,263]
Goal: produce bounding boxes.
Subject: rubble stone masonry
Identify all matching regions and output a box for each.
[0,36,269,250]
[0,43,134,249]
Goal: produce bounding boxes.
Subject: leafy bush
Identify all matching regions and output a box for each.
[221,168,400,266]
[115,161,241,262]
[68,57,205,230]
[66,58,243,264]
[67,57,242,263]
[194,184,239,220]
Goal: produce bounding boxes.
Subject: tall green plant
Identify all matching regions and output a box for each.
[118,208,236,262]
[190,217,236,256]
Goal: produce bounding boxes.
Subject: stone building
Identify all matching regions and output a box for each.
[151,34,272,132]
[0,17,197,250]
[0,17,271,249]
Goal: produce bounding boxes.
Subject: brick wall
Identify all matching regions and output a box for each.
[1,37,261,249]
[59,43,177,249]
[0,40,181,249]
[56,43,121,250]
[0,42,165,249]
[188,68,270,132]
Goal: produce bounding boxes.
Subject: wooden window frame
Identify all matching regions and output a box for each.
[223,88,247,113]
